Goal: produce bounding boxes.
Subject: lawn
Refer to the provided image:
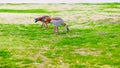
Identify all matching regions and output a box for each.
[0,3,120,68]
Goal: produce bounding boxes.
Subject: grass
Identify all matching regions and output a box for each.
[0,9,58,13]
[0,23,120,68]
[0,3,120,68]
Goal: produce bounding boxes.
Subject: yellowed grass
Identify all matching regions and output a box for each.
[0,13,48,24]
[74,48,101,56]
[0,4,120,26]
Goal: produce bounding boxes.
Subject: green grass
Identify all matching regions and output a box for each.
[0,23,120,68]
[0,9,58,13]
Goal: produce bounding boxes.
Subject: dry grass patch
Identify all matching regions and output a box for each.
[0,4,48,10]
[74,48,101,56]
[0,13,50,24]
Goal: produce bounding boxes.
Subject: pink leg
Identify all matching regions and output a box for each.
[54,26,58,33]
[45,24,48,29]
[41,23,45,28]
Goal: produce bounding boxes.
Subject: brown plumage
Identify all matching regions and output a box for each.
[34,16,50,28]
